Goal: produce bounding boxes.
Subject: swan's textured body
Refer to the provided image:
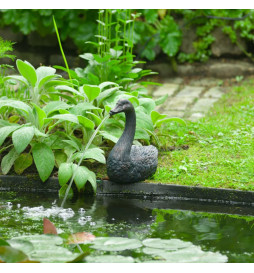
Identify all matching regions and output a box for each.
[106,99,158,184]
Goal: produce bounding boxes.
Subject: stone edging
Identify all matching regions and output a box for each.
[0,175,254,206]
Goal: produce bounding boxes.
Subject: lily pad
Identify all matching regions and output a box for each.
[142,238,192,250]
[85,255,134,263]
[90,237,142,251]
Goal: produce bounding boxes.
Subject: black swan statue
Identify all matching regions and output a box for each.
[106,99,158,183]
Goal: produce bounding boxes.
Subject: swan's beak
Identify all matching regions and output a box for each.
[109,105,122,116]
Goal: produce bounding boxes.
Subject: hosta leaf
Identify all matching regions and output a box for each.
[0,99,31,114]
[12,126,35,154]
[138,98,156,114]
[72,165,89,191]
[43,101,70,116]
[14,153,33,175]
[54,150,67,168]
[155,94,168,106]
[151,110,167,124]
[156,117,186,127]
[77,115,95,130]
[16,59,37,87]
[0,125,20,146]
[1,148,20,174]
[82,84,101,102]
[58,163,73,186]
[32,143,55,182]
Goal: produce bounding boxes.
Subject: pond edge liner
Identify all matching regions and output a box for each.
[0,175,254,206]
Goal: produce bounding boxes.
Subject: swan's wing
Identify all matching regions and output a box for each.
[130,145,158,161]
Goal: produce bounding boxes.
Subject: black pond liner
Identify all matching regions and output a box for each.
[0,175,254,207]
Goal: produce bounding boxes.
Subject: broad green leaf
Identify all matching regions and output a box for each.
[69,102,100,116]
[32,143,55,182]
[36,66,56,85]
[134,128,150,140]
[138,98,156,114]
[38,74,60,90]
[73,148,106,164]
[43,101,70,116]
[96,87,120,105]
[72,165,89,191]
[12,126,34,154]
[156,117,186,127]
[54,150,67,168]
[0,246,29,263]
[86,170,97,193]
[58,163,73,186]
[0,125,20,146]
[45,114,79,124]
[55,85,84,98]
[99,81,119,90]
[155,94,168,106]
[59,184,74,199]
[16,59,37,87]
[85,255,134,263]
[86,112,102,127]
[151,110,167,124]
[1,148,20,174]
[77,115,95,130]
[8,115,20,123]
[4,75,29,86]
[62,140,81,152]
[142,238,192,250]
[82,84,101,102]
[14,153,33,175]
[136,106,154,131]
[90,237,142,251]
[100,131,119,143]
[49,92,78,105]
[32,104,46,129]
[0,99,31,114]
[0,239,9,246]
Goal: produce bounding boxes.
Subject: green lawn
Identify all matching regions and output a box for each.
[150,78,254,191]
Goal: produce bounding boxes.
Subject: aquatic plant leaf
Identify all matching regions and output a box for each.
[14,153,33,175]
[1,148,20,175]
[43,218,58,235]
[67,232,95,244]
[12,235,79,263]
[82,84,101,102]
[12,126,34,154]
[0,125,20,146]
[32,143,55,182]
[16,59,37,87]
[0,246,28,263]
[85,255,134,263]
[90,237,142,251]
[142,238,192,250]
[58,163,73,186]
[0,239,10,246]
[7,239,34,255]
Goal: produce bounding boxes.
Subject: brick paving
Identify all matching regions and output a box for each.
[153,78,226,121]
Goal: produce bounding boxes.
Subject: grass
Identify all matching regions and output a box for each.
[150,78,254,191]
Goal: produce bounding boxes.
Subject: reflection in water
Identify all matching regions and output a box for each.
[1,191,254,262]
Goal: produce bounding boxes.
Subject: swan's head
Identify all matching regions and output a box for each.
[109,99,134,116]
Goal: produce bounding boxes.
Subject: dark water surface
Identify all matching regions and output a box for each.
[1,191,254,262]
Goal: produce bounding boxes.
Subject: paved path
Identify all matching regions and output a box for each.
[152,77,227,121]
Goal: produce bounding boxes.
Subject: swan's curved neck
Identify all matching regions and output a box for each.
[112,108,136,160]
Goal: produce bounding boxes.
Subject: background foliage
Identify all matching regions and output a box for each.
[0,9,253,63]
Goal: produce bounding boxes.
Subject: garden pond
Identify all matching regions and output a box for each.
[0,191,254,263]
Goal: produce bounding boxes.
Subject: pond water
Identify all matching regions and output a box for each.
[0,191,254,263]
